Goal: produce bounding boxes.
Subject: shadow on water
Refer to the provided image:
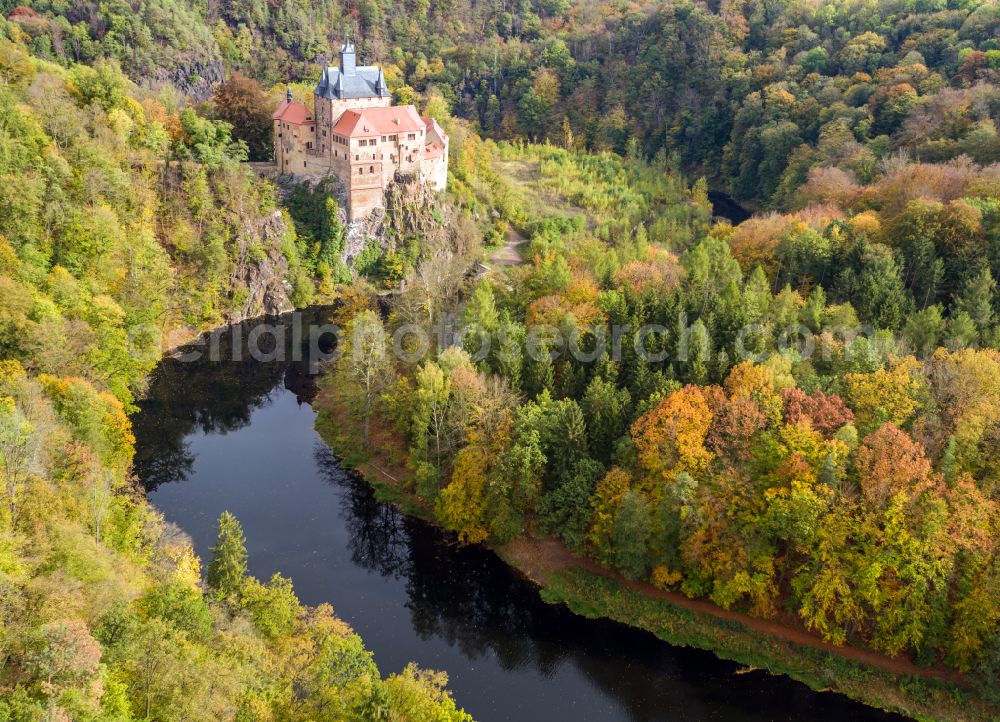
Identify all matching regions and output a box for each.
[134,313,909,722]
[707,191,751,225]
[134,309,332,490]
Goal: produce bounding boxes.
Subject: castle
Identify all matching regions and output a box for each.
[272,40,448,221]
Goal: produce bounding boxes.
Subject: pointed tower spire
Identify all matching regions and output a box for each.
[340,35,357,77]
[375,65,388,96]
[286,85,293,103]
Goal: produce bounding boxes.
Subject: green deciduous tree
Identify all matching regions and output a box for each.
[612,490,652,580]
[0,397,34,525]
[340,311,393,449]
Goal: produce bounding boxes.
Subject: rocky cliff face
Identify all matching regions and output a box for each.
[154,57,225,101]
[344,179,455,266]
[226,210,294,323]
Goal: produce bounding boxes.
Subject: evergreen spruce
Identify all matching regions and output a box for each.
[206,512,248,600]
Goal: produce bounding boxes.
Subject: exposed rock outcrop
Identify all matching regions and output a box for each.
[344,179,454,265]
[144,56,225,101]
[227,210,294,323]
[271,171,460,282]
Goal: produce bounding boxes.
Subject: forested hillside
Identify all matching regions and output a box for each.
[322,137,1000,719]
[6,0,1000,207]
[0,23,472,721]
[0,31,306,409]
[3,0,1000,718]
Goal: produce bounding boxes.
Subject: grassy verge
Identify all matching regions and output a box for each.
[541,567,984,722]
[312,384,993,722]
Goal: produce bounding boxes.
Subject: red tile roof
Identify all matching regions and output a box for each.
[423,143,444,160]
[331,105,425,137]
[422,116,448,141]
[272,101,311,124]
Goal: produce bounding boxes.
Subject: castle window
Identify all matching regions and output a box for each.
[303,161,307,168]
[381,136,386,142]
[407,133,415,140]
[370,166,374,173]
[355,155,359,161]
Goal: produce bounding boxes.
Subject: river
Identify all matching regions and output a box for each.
[133,314,906,722]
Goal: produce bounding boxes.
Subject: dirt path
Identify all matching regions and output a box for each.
[501,535,966,684]
[486,226,527,268]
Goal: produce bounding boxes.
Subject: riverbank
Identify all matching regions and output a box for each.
[312,376,996,722]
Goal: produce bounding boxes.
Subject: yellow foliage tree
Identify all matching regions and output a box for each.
[588,467,633,565]
[724,361,784,423]
[843,357,923,433]
[436,444,491,544]
[631,385,714,484]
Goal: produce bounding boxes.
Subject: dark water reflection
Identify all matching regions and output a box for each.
[133,314,906,722]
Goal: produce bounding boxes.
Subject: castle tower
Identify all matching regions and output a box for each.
[340,39,356,76]
[313,36,392,153]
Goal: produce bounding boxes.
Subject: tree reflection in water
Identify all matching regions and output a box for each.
[314,443,410,579]
[312,443,905,722]
[136,311,909,722]
[135,309,334,491]
[314,441,565,674]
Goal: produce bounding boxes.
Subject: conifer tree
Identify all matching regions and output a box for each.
[685,320,712,385]
[206,512,248,600]
[953,267,995,335]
